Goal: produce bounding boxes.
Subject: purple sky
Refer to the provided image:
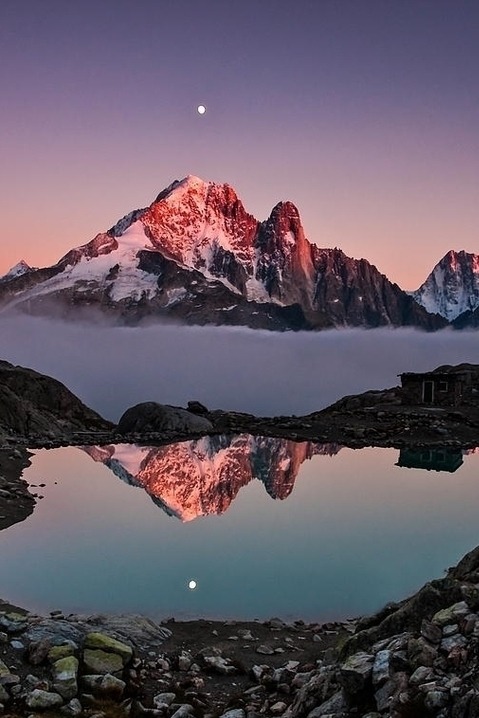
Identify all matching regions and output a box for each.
[1,0,478,288]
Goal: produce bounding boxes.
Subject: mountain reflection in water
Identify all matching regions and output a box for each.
[3,441,479,619]
[82,438,478,523]
[82,436,341,521]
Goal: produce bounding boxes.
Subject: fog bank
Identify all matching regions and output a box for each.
[1,317,477,421]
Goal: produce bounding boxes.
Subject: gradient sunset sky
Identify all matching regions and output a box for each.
[1,0,478,289]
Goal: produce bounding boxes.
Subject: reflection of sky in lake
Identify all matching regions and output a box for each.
[1,443,478,622]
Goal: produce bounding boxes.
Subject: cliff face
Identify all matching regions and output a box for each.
[311,248,444,329]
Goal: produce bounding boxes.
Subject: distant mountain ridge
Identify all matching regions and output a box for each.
[0,174,470,330]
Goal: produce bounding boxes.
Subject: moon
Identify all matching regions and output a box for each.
[188,579,197,590]
[197,105,206,115]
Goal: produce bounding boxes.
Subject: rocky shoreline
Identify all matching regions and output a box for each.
[1,543,479,717]
[3,386,479,456]
[2,392,478,534]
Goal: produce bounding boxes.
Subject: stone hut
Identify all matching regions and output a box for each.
[399,363,479,407]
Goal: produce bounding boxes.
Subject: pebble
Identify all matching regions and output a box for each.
[256,645,275,655]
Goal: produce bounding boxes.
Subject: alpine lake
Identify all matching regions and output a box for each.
[1,436,478,623]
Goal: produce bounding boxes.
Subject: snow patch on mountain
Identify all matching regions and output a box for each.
[6,221,161,307]
[106,222,160,301]
[246,276,278,303]
[108,444,150,476]
[164,287,189,307]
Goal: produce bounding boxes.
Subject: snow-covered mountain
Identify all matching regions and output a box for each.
[0,260,35,282]
[83,436,341,522]
[412,250,479,323]
[0,175,446,330]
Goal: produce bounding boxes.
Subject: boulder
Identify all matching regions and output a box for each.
[48,644,76,662]
[187,400,209,415]
[25,619,84,646]
[153,692,176,708]
[81,614,171,648]
[306,689,348,717]
[117,402,213,434]
[203,655,237,675]
[52,656,78,700]
[84,632,132,664]
[60,697,82,716]
[372,650,390,686]
[81,673,126,699]
[338,651,374,694]
[25,688,64,710]
[82,648,123,675]
[170,705,194,718]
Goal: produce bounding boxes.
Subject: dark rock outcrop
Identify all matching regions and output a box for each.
[0,360,112,440]
[312,248,445,330]
[285,542,479,718]
[116,402,213,435]
[453,305,479,328]
[0,448,35,530]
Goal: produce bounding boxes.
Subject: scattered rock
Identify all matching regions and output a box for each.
[52,655,79,699]
[84,632,133,663]
[82,648,123,675]
[25,688,64,710]
[338,651,374,693]
[203,655,236,675]
[256,644,275,655]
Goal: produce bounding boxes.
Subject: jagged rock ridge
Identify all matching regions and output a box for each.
[0,176,445,331]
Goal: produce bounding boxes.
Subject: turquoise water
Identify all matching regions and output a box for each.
[0,439,478,622]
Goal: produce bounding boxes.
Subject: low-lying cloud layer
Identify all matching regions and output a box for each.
[1,316,478,422]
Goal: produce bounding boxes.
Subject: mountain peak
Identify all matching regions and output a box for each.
[153,175,210,204]
[267,201,303,234]
[182,173,208,186]
[413,249,479,321]
[271,200,301,217]
[0,176,449,332]
[0,260,34,282]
